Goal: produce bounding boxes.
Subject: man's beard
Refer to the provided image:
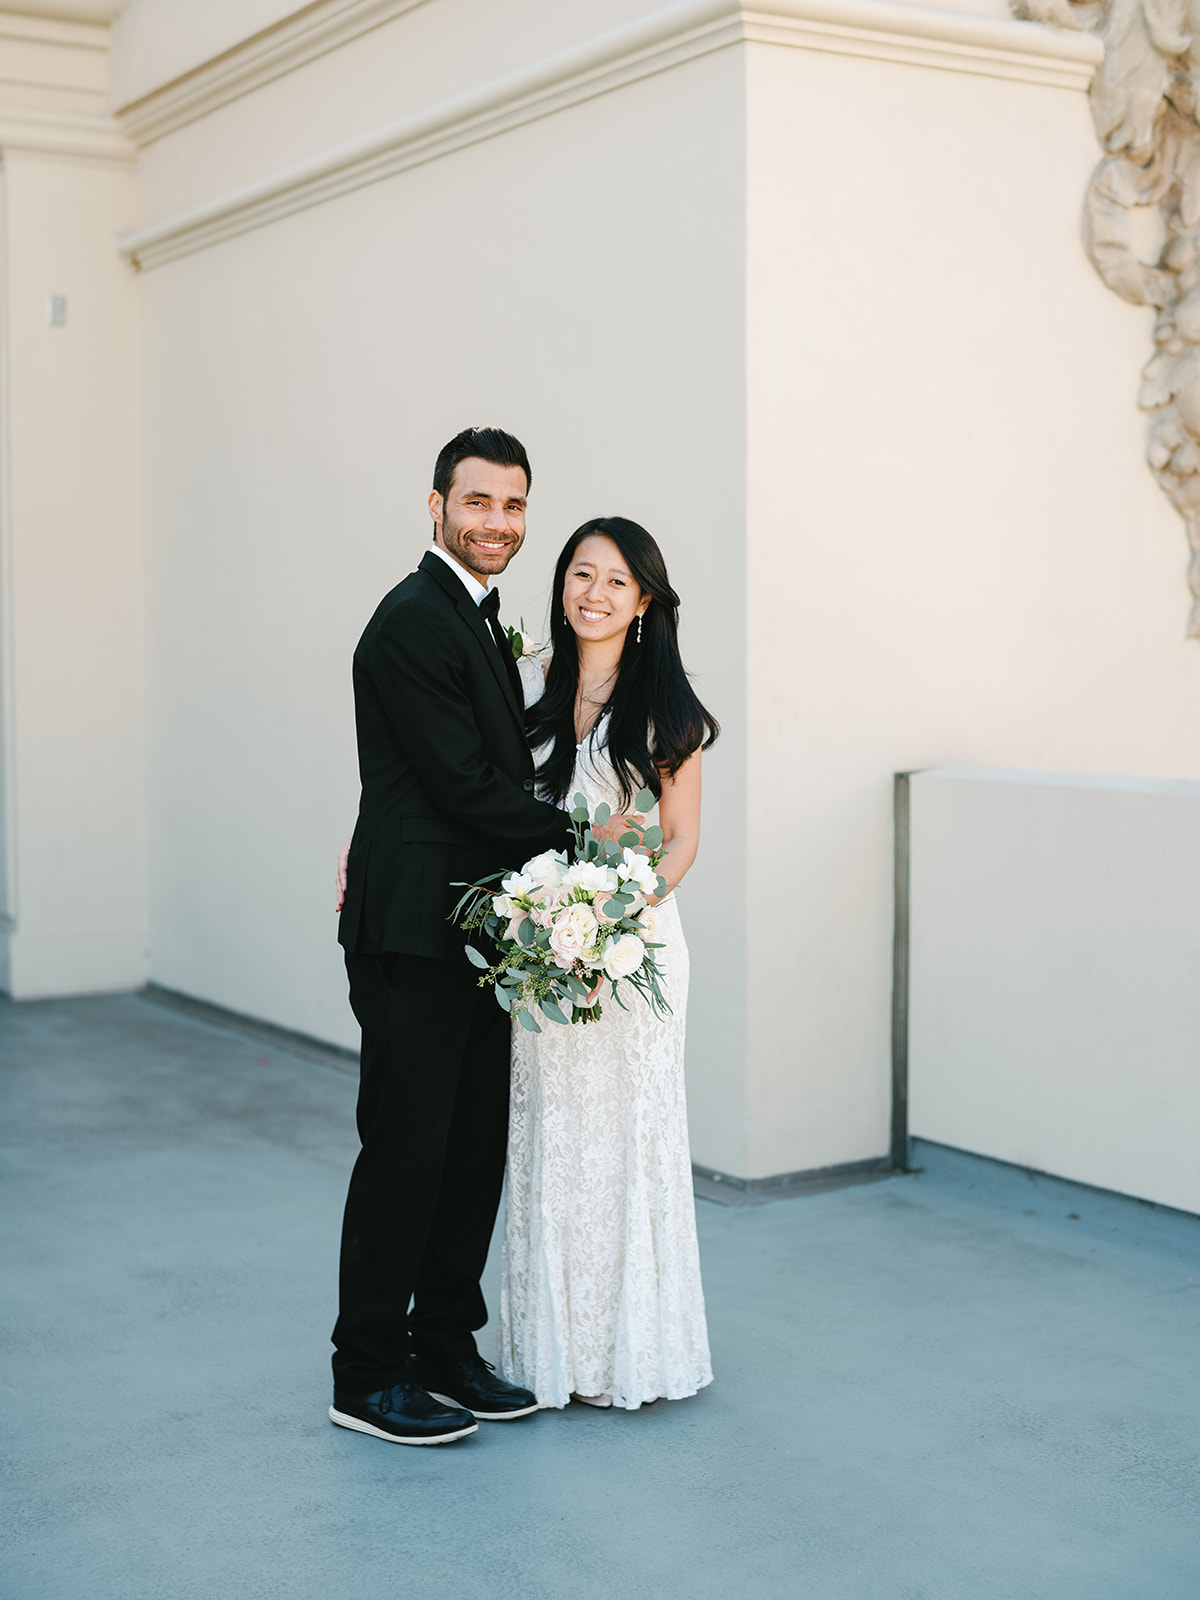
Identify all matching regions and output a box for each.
[439,510,519,578]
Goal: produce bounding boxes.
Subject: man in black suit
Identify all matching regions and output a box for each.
[331,427,574,1445]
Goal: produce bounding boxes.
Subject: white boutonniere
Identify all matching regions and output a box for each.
[504,619,548,662]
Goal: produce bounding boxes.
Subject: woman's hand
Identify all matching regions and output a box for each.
[590,813,645,845]
[335,834,352,912]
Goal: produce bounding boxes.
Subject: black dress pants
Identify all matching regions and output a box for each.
[332,950,511,1394]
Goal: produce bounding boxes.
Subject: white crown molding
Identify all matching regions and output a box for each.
[0,105,133,162]
[6,1,124,21]
[116,0,434,147]
[0,13,110,49]
[745,0,1101,83]
[119,0,1103,272]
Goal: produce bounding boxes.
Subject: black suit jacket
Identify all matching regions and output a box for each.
[338,549,574,966]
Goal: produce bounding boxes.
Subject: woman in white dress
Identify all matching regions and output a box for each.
[498,516,719,1412]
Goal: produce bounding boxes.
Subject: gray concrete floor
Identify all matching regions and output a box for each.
[2,993,1198,1600]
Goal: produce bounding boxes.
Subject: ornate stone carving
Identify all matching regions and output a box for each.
[1014,0,1200,633]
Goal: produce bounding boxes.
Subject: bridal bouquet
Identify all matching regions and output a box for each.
[452,788,669,1031]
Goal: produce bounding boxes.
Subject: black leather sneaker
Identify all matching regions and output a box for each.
[329,1375,478,1445]
[410,1352,539,1421]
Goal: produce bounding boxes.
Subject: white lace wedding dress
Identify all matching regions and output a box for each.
[497,658,713,1410]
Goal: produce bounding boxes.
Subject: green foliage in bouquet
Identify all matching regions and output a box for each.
[451,788,670,1032]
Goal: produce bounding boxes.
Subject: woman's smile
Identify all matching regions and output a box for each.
[563,534,646,641]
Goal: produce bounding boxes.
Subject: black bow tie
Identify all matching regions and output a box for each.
[476,584,522,704]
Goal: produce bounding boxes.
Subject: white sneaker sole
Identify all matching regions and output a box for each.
[426,1391,539,1421]
[328,1405,478,1445]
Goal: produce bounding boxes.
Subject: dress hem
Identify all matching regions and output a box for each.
[532,1373,714,1412]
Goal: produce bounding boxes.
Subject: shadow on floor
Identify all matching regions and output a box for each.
[2,993,1198,1600]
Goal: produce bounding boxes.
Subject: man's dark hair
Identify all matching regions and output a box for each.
[432,427,531,500]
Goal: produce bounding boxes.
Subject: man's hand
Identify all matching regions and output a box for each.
[335,834,352,912]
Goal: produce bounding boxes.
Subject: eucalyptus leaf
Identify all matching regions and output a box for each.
[573,792,588,812]
[593,801,611,825]
[642,825,663,849]
[540,997,570,1025]
[518,917,536,945]
[634,788,655,812]
[618,832,640,848]
[571,807,589,823]
[655,876,668,898]
[494,985,512,1011]
[602,898,626,919]
[516,1008,542,1033]
[464,945,489,969]
[563,975,591,998]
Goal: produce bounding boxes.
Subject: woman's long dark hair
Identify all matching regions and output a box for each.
[527,516,719,807]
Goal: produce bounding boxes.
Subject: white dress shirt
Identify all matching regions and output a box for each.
[428,541,490,607]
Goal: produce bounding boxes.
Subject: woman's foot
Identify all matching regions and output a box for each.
[571,1392,613,1408]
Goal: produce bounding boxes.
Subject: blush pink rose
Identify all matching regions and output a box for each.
[530,884,569,928]
[548,903,599,967]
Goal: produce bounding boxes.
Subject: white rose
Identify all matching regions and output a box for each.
[602,933,646,980]
[563,860,619,896]
[523,849,567,890]
[548,903,599,967]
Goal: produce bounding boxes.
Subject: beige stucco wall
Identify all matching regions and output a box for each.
[5,0,1197,1182]
[0,7,142,999]
[132,22,750,1169]
[742,40,1200,1176]
[908,767,1200,1215]
[0,150,143,997]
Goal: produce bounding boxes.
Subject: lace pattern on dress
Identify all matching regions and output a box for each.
[499,652,712,1409]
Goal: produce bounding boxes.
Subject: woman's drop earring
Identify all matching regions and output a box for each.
[636,613,643,645]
